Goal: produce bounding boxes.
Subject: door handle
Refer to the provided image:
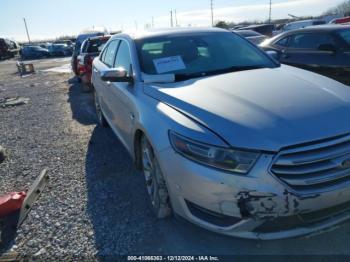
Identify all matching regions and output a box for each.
[93,68,99,73]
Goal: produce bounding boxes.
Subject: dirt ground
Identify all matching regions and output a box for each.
[1,57,350,260]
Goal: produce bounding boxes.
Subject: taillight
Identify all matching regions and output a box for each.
[84,55,94,65]
[84,55,94,72]
[77,56,86,74]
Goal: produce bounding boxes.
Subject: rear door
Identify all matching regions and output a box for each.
[281,32,343,74]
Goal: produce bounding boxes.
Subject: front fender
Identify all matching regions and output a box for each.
[132,95,228,161]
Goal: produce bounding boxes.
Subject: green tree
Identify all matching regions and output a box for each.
[215,21,229,29]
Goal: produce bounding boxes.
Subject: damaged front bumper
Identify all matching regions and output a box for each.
[158,148,350,240]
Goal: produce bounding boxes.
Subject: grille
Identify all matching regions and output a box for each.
[270,134,350,191]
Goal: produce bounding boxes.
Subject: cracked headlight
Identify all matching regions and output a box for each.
[169,131,260,174]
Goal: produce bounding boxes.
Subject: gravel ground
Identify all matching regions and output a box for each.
[1,58,350,260]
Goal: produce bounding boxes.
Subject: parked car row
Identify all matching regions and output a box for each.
[88,27,350,240]
[19,41,74,60]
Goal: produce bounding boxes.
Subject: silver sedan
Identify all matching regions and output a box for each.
[92,27,350,239]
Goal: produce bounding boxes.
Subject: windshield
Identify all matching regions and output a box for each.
[338,29,350,45]
[136,32,277,80]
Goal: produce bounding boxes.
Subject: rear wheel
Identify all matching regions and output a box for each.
[94,90,108,127]
[141,135,172,218]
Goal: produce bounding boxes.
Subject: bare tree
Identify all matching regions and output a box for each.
[323,0,350,15]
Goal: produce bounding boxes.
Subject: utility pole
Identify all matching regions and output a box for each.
[23,18,31,43]
[269,0,272,23]
[210,0,214,27]
[170,10,173,27]
[174,9,178,27]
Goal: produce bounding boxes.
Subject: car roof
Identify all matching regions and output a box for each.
[286,19,320,25]
[262,25,350,45]
[112,27,229,40]
[234,30,262,35]
[285,24,350,34]
[234,30,256,33]
[76,33,104,42]
[87,35,111,42]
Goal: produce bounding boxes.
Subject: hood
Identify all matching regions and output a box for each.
[144,65,350,152]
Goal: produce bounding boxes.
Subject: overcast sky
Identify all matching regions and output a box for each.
[0,0,345,41]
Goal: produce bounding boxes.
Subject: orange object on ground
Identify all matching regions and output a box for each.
[0,192,26,217]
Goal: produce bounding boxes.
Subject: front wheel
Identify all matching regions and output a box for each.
[141,136,172,218]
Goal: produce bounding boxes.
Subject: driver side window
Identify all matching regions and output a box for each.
[102,40,120,67]
[114,40,132,76]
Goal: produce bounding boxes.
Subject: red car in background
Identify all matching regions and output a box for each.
[77,35,111,92]
[330,16,350,24]
[71,32,104,78]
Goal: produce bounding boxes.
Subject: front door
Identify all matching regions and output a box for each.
[105,40,136,151]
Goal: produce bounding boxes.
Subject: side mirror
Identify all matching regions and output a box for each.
[100,67,133,83]
[318,44,337,52]
[265,50,279,61]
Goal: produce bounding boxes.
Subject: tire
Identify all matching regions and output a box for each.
[94,90,108,127]
[82,83,93,93]
[141,135,172,218]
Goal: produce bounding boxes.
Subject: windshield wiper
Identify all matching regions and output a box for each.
[174,65,265,81]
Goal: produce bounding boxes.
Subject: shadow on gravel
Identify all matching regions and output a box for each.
[67,77,96,126]
[83,125,259,257]
[85,126,155,258]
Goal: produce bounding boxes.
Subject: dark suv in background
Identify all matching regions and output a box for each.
[0,38,20,60]
[48,44,72,57]
[77,35,111,92]
[260,25,350,85]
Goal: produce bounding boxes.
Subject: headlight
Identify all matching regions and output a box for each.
[169,131,260,174]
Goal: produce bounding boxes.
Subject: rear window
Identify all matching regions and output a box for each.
[86,38,109,53]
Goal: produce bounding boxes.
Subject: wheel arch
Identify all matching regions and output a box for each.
[133,128,144,170]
